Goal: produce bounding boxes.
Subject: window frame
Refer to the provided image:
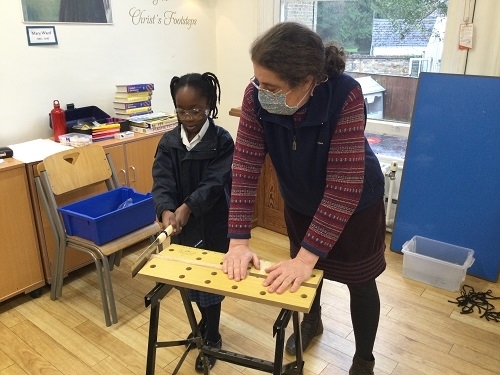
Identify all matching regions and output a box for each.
[260,0,469,135]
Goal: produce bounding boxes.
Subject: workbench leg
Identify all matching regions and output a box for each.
[144,283,173,375]
[146,302,160,375]
[178,288,210,374]
[292,311,304,374]
[272,309,291,375]
[279,310,304,375]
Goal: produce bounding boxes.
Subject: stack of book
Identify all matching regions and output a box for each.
[113,83,154,118]
[128,112,178,134]
[72,121,122,142]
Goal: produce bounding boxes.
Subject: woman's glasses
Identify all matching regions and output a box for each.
[250,76,286,94]
[175,108,209,118]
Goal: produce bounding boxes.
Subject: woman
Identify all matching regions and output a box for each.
[223,22,386,375]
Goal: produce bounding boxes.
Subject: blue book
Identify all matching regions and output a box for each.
[115,83,154,93]
[113,100,152,110]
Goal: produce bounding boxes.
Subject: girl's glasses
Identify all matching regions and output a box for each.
[175,108,209,118]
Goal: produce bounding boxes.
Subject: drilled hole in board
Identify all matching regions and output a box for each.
[168,248,174,252]
[179,275,185,279]
[311,274,316,277]
[231,285,238,290]
[186,267,192,271]
[202,251,208,255]
[260,291,266,295]
[205,280,211,284]
[149,264,156,269]
[301,294,307,299]
[211,271,217,276]
[196,257,202,260]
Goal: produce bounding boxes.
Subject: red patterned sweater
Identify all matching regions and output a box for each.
[228,82,367,257]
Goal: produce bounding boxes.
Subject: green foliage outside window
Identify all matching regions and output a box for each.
[315,0,448,53]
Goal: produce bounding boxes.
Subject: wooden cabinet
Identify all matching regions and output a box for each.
[0,159,45,302]
[105,133,162,193]
[256,155,287,235]
[27,133,163,283]
[229,107,287,235]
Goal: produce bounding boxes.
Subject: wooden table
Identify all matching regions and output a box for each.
[137,244,323,375]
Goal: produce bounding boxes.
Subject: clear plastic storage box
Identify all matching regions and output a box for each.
[58,133,92,147]
[401,236,475,292]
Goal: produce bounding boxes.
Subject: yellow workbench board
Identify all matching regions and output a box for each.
[137,244,323,313]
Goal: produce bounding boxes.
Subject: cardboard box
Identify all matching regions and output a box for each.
[402,236,475,292]
[58,187,155,245]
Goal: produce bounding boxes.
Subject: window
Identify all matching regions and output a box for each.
[279,0,448,124]
[409,58,433,77]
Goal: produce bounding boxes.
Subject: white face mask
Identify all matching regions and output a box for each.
[250,77,309,115]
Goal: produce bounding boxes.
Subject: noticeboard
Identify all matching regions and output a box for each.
[391,72,500,281]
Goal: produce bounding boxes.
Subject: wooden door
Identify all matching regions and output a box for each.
[257,156,287,235]
[0,162,44,301]
[124,134,162,193]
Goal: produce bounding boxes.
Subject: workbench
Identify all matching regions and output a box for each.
[137,244,323,374]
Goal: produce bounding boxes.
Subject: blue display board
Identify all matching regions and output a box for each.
[391,73,500,281]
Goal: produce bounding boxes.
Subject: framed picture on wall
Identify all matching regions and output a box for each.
[21,0,113,24]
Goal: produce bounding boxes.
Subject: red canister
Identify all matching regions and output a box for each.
[51,100,67,142]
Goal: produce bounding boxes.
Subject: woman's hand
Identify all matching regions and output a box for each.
[263,248,319,294]
[223,239,261,281]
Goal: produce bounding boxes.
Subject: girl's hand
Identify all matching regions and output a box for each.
[161,210,181,233]
[263,248,318,294]
[223,239,261,281]
[174,203,191,228]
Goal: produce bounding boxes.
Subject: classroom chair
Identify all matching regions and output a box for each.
[35,144,160,326]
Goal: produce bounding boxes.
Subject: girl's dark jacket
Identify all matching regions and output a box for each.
[151,119,234,252]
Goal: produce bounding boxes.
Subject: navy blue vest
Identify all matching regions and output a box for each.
[253,73,384,216]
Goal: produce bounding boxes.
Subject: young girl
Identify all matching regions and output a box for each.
[151,72,234,372]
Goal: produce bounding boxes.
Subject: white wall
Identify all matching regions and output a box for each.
[464,0,500,76]
[441,0,500,76]
[2,0,497,146]
[0,1,223,145]
[214,0,259,138]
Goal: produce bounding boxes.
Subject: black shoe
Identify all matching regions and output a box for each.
[349,354,375,375]
[195,336,222,373]
[186,319,206,350]
[285,307,323,355]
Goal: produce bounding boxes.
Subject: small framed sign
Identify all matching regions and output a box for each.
[26,26,58,46]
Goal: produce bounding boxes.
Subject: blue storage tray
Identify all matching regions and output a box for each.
[58,187,155,245]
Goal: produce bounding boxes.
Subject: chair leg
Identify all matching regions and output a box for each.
[107,250,123,271]
[114,250,123,267]
[108,254,116,271]
[100,255,119,324]
[93,257,113,327]
[50,242,60,300]
[51,239,67,300]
